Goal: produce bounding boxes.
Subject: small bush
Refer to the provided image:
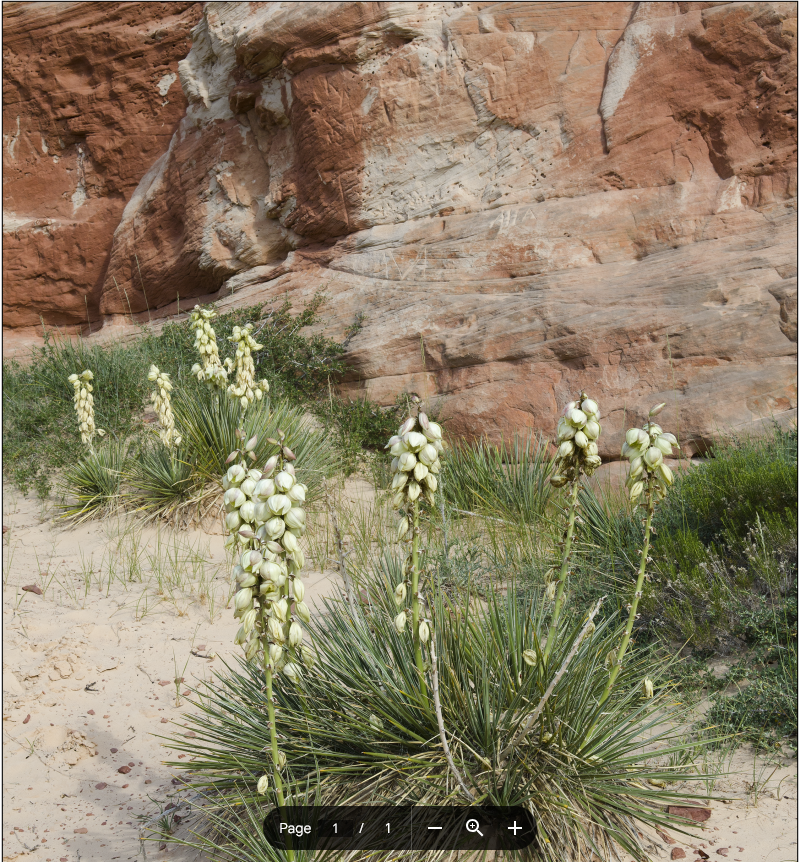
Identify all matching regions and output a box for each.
[59,441,127,520]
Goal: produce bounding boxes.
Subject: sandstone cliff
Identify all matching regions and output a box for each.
[2,1,202,328]
[4,2,796,451]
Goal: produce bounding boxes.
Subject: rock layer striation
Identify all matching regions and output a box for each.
[4,2,797,449]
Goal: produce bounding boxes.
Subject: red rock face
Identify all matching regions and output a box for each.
[2,1,202,329]
[3,2,796,448]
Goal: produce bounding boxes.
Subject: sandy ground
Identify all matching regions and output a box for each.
[3,483,797,862]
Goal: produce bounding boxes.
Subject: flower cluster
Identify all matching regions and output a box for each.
[68,370,105,447]
[388,413,444,540]
[621,403,679,503]
[224,323,269,411]
[224,441,311,679]
[147,365,181,449]
[386,412,443,635]
[189,305,227,388]
[550,393,602,487]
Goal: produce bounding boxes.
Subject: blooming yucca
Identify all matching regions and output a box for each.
[223,433,310,676]
[621,402,679,504]
[68,369,105,448]
[189,305,227,388]
[543,392,602,662]
[550,393,602,488]
[224,323,269,411]
[147,365,181,449]
[386,411,443,704]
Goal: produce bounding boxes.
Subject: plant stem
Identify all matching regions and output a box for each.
[543,477,581,664]
[411,499,429,707]
[599,479,655,706]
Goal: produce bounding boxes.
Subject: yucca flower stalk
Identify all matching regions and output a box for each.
[68,369,105,449]
[147,365,181,449]
[222,428,309,832]
[189,305,227,389]
[386,411,444,707]
[599,402,679,705]
[224,323,269,412]
[543,392,602,663]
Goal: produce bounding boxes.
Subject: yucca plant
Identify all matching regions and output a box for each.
[162,560,717,861]
[59,439,127,521]
[157,397,724,862]
[125,442,197,523]
[174,390,337,504]
[442,433,554,523]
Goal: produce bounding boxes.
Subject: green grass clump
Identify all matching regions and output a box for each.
[59,440,127,520]
[442,434,554,523]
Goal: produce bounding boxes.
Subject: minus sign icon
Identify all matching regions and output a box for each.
[428,827,443,830]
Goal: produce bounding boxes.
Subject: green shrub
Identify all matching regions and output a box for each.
[125,442,197,523]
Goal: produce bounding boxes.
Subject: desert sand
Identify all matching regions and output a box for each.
[3,482,797,862]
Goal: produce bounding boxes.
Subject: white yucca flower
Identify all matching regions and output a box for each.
[550,392,602,488]
[68,369,105,448]
[621,403,679,503]
[147,365,181,448]
[224,439,310,673]
[189,305,227,388]
[224,323,269,411]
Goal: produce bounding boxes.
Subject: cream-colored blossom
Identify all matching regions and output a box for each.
[69,369,104,447]
[147,365,181,449]
[189,305,227,388]
[225,323,269,411]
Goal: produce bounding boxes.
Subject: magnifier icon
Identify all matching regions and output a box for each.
[465,818,484,837]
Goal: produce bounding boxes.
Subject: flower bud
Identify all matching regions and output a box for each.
[281,531,299,553]
[268,617,285,642]
[628,480,644,501]
[397,517,410,540]
[425,474,438,492]
[418,621,430,643]
[268,644,283,665]
[573,430,589,449]
[568,408,587,427]
[237,573,258,589]
[292,578,305,603]
[399,417,416,435]
[234,625,247,645]
[643,678,654,698]
[257,775,269,794]
[262,455,279,476]
[405,431,427,452]
[557,440,574,458]
[418,443,438,466]
[407,481,421,502]
[272,598,288,622]
[398,452,417,472]
[654,437,673,456]
[424,422,443,442]
[295,601,311,623]
[581,398,599,417]
[282,664,301,684]
[649,403,666,417]
[394,611,407,633]
[284,508,305,531]
[394,582,407,605]
[288,621,303,647]
[644,447,663,468]
[284,487,304,507]
[584,419,601,440]
[239,501,256,523]
[254,478,275,500]
[413,462,429,482]
[227,464,246,484]
[242,608,258,634]
[225,511,242,531]
[241,477,257,497]
[234,588,253,611]
[522,649,538,667]
[625,429,640,447]
[224,488,245,508]
[657,463,674,486]
[267,494,292,516]
[557,420,576,441]
[275,471,294,492]
[391,472,408,492]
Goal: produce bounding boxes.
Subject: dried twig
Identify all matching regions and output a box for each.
[498,596,604,766]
